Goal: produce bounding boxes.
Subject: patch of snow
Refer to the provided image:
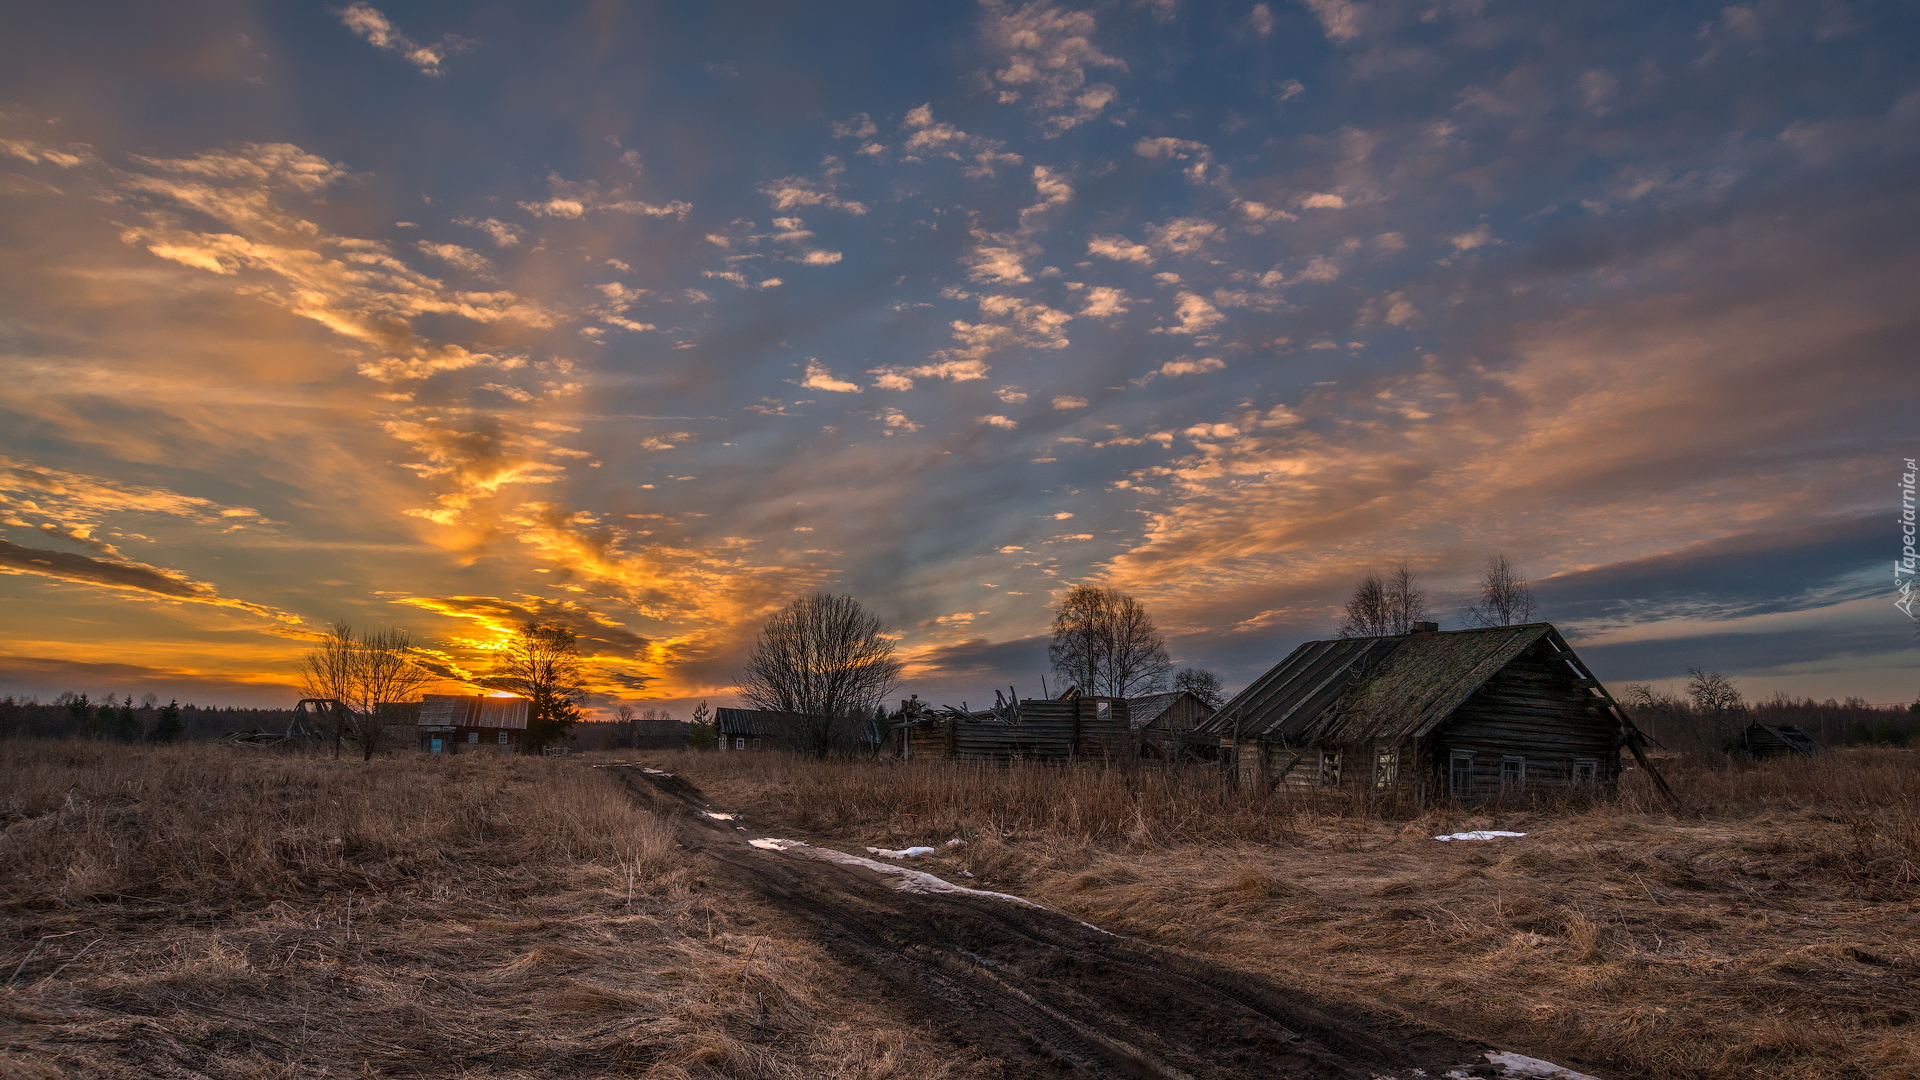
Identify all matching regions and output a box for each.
[1482,1051,1603,1079]
[945,838,965,846]
[642,768,671,776]
[1433,830,1527,842]
[703,812,738,820]
[748,838,1044,909]
[867,845,937,858]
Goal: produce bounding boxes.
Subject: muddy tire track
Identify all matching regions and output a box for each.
[612,765,1583,1080]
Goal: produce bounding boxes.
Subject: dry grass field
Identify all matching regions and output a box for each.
[4,741,1916,1079]
[655,747,1920,1080]
[0,742,982,1079]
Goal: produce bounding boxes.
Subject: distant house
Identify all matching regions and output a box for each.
[948,696,1133,762]
[417,694,529,754]
[715,707,779,751]
[1730,722,1824,759]
[1201,622,1658,802]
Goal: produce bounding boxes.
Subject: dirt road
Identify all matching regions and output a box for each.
[611,765,1602,1080]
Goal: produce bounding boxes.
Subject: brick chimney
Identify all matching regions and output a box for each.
[1411,621,1439,636]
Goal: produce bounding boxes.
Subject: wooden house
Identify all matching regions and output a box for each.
[1730,722,1824,759]
[417,694,528,754]
[715,708,779,751]
[1201,622,1661,803]
[1127,690,1215,756]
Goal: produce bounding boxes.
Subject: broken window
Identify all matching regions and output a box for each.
[1374,748,1398,791]
[1449,750,1474,796]
[1572,757,1598,783]
[1319,751,1342,786]
[1501,756,1526,790]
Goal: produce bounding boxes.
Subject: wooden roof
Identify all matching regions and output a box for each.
[1124,690,1209,731]
[1202,623,1630,746]
[716,707,779,736]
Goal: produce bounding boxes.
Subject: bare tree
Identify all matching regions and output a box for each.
[1463,552,1536,627]
[740,593,902,757]
[299,623,359,756]
[299,624,438,760]
[1048,585,1172,699]
[1338,573,1391,637]
[482,624,587,753]
[1339,564,1428,637]
[1686,667,1746,747]
[1172,666,1226,710]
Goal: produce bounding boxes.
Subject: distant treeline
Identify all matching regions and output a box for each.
[0,696,695,750]
[1624,690,1919,752]
[0,697,300,742]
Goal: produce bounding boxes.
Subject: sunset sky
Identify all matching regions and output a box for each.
[2,0,1915,713]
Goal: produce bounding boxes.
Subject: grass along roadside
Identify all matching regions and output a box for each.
[645,747,1920,1080]
[0,742,988,1079]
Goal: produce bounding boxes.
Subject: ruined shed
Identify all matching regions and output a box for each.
[1127,690,1215,757]
[1203,623,1656,802]
[949,696,1132,762]
[1731,722,1824,759]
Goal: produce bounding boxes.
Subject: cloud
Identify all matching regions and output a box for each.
[1088,234,1154,264]
[1450,224,1494,251]
[336,2,472,75]
[868,357,993,390]
[1300,192,1347,209]
[414,240,492,275]
[1134,137,1215,183]
[1052,395,1088,409]
[800,359,861,393]
[878,407,921,433]
[118,145,552,349]
[1144,217,1223,255]
[980,0,1128,134]
[977,414,1018,429]
[1301,0,1364,43]
[0,138,94,169]
[1158,355,1225,376]
[1248,3,1275,36]
[1079,286,1129,317]
[519,173,691,219]
[455,216,523,247]
[0,539,293,620]
[965,235,1037,284]
[759,156,868,214]
[1154,292,1224,336]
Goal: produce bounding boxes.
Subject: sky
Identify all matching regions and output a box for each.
[1,0,1916,714]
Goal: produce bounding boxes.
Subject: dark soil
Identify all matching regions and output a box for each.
[614,765,1536,1080]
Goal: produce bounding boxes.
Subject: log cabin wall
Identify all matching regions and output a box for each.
[1431,643,1620,798]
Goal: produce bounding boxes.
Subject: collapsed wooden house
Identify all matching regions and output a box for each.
[1201,622,1665,803]
[1729,722,1824,759]
[1126,689,1214,756]
[416,694,529,754]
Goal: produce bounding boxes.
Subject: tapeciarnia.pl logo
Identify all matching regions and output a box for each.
[1899,457,1918,621]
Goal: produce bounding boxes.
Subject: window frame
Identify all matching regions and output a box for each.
[1572,757,1599,784]
[1500,755,1527,790]
[1448,750,1475,796]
